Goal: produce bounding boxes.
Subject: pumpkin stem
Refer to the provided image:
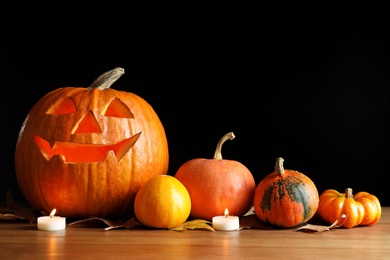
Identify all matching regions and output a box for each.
[345,188,353,198]
[213,132,235,160]
[275,157,285,175]
[88,67,125,90]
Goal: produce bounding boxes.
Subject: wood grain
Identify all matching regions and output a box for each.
[1,208,389,259]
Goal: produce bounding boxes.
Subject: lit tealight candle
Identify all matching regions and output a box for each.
[212,208,240,231]
[37,209,66,231]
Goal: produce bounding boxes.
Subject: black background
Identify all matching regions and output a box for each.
[3,3,390,206]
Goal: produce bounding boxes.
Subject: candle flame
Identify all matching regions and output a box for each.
[224,208,229,218]
[49,209,57,219]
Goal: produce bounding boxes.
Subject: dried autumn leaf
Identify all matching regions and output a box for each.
[296,214,347,232]
[0,190,39,223]
[68,217,120,227]
[238,214,274,230]
[68,217,141,230]
[0,212,19,221]
[106,217,141,230]
[170,219,215,232]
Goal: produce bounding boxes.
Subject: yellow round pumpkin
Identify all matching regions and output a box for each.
[15,68,169,219]
[134,175,191,229]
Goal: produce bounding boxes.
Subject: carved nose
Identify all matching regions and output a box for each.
[72,110,101,134]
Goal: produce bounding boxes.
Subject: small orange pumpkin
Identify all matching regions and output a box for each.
[253,157,319,228]
[316,188,381,228]
[15,67,169,219]
[175,132,256,221]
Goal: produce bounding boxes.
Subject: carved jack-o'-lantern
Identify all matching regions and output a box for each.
[15,68,169,219]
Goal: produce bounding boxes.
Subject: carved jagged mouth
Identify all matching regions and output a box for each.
[33,132,141,163]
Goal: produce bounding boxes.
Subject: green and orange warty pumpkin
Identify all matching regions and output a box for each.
[14,67,169,219]
[253,157,319,228]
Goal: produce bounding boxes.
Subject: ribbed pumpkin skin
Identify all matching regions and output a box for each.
[15,69,169,219]
[316,188,381,228]
[134,175,191,229]
[253,158,319,228]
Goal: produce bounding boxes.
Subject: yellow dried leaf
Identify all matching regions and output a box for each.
[170,219,215,232]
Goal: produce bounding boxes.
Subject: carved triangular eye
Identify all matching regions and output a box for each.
[104,98,134,118]
[46,97,77,114]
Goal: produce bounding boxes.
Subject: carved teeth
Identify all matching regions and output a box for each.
[33,132,142,163]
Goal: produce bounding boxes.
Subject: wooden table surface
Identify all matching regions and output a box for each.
[1,207,389,259]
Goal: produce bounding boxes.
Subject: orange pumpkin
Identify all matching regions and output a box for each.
[316,188,381,228]
[253,157,319,228]
[15,67,169,219]
[174,132,256,221]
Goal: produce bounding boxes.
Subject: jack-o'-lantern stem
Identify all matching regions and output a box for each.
[88,67,125,90]
[213,132,235,160]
